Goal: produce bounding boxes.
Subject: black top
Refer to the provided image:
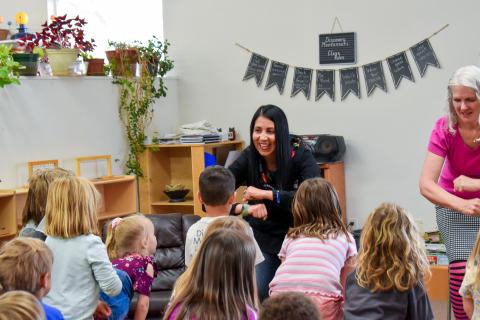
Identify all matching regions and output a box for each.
[228,144,320,254]
[344,272,434,320]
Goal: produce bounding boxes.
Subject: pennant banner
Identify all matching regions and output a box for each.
[265,61,289,94]
[387,52,415,89]
[340,68,360,100]
[291,67,313,100]
[363,61,387,96]
[315,70,335,101]
[243,53,269,86]
[410,39,441,77]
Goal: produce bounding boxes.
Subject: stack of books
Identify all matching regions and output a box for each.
[203,133,221,143]
[179,134,221,144]
[425,242,448,266]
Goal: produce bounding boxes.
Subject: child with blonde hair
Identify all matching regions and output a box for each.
[101,214,158,320]
[0,290,46,320]
[269,177,356,320]
[0,237,63,320]
[43,175,122,320]
[20,167,72,239]
[164,229,259,320]
[344,202,433,319]
[460,230,480,318]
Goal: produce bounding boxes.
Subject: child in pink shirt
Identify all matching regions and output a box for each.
[269,178,356,320]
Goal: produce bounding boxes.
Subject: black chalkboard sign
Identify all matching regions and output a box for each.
[410,39,441,77]
[265,61,289,94]
[291,67,313,99]
[319,32,356,65]
[315,70,335,101]
[386,52,414,89]
[340,68,360,100]
[243,53,269,87]
[362,61,387,96]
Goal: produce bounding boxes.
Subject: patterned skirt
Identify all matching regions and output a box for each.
[436,206,480,262]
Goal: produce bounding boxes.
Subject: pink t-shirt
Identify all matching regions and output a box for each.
[269,233,357,297]
[428,116,480,199]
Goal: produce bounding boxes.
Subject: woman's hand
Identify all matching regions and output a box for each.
[242,186,272,202]
[454,175,480,192]
[458,198,480,216]
[248,203,268,220]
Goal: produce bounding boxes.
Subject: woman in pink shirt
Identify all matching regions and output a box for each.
[420,65,480,319]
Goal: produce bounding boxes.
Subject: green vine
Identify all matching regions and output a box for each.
[108,36,174,177]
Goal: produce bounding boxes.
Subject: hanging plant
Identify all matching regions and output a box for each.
[107,36,174,177]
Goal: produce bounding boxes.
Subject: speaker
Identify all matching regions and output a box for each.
[300,134,346,163]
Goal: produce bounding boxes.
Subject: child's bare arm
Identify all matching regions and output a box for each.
[463,297,473,319]
[134,263,155,320]
[340,256,357,296]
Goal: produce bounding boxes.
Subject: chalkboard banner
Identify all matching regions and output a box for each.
[410,39,440,77]
[387,52,414,89]
[315,70,335,101]
[243,53,269,86]
[291,67,313,99]
[265,61,289,94]
[319,32,356,65]
[362,61,387,96]
[340,68,361,101]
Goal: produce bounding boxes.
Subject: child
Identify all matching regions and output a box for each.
[19,167,72,239]
[0,237,63,320]
[269,177,356,320]
[185,165,263,266]
[43,175,122,320]
[259,292,320,320]
[343,202,433,319]
[102,214,158,320]
[164,229,259,319]
[460,230,480,318]
[0,290,46,320]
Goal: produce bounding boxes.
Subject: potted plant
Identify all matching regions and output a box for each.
[0,44,22,88]
[109,36,174,176]
[13,33,44,76]
[0,16,11,40]
[80,52,105,76]
[27,14,95,76]
[105,41,139,77]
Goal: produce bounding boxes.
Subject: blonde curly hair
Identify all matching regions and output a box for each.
[356,202,430,292]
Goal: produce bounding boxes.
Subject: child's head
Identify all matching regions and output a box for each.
[0,237,53,299]
[45,175,100,238]
[166,229,258,319]
[203,216,251,239]
[260,292,320,320]
[198,165,236,207]
[288,177,348,240]
[0,290,45,320]
[357,202,430,292]
[105,214,157,260]
[22,167,72,226]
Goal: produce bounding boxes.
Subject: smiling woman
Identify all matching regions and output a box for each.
[419,65,480,319]
[228,104,320,301]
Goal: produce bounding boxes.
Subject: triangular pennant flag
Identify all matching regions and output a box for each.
[315,70,335,101]
[340,68,361,100]
[291,67,313,99]
[243,53,269,87]
[410,39,441,77]
[386,52,415,88]
[362,61,387,96]
[265,61,289,94]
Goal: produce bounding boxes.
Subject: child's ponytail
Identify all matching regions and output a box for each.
[105,218,121,260]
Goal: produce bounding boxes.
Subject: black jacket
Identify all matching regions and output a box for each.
[228,144,320,254]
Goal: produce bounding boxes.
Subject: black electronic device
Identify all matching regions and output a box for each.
[298,134,346,163]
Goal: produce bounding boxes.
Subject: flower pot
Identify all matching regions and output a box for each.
[45,48,79,76]
[0,29,9,40]
[86,58,105,76]
[106,49,138,76]
[12,53,39,76]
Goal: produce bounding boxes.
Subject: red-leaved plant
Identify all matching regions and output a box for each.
[19,14,95,54]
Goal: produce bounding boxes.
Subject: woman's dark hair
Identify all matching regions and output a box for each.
[249,104,291,189]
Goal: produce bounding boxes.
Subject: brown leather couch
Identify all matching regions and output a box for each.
[103,213,200,319]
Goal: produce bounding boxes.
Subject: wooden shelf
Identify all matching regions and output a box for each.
[0,191,18,239]
[319,162,347,223]
[139,140,244,215]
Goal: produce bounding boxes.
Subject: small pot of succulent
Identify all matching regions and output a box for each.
[27,14,96,76]
[80,52,105,76]
[0,44,22,88]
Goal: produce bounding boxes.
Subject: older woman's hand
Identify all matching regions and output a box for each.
[242,186,272,202]
[454,175,480,192]
[248,203,268,220]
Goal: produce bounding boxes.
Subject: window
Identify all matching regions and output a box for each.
[48,0,164,58]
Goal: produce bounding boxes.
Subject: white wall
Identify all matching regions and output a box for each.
[162,0,480,230]
[0,77,178,188]
[0,0,48,33]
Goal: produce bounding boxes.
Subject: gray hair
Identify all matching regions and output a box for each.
[447,65,480,132]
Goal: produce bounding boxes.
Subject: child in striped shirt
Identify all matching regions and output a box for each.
[269,177,356,320]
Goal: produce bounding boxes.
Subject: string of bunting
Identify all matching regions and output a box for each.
[239,24,448,101]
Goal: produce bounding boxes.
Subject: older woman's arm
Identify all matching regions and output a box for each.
[420,151,480,215]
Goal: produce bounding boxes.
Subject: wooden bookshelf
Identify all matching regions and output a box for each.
[0,191,18,238]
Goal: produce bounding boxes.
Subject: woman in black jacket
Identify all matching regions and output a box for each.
[229,104,320,301]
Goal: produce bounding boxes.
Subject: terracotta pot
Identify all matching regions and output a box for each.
[86,58,105,76]
[105,49,138,76]
[0,29,9,40]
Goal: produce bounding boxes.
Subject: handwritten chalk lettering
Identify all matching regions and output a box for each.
[319,32,356,65]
